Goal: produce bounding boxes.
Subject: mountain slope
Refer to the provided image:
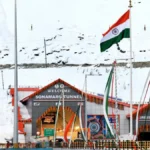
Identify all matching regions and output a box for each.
[0,0,149,65]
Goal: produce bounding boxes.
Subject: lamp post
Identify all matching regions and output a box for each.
[44,38,47,67]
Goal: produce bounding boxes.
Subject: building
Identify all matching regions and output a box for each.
[10,78,147,142]
[127,104,150,140]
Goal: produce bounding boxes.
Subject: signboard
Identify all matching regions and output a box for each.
[34,83,83,101]
[44,128,54,136]
[87,115,120,139]
[42,112,55,124]
[139,116,150,121]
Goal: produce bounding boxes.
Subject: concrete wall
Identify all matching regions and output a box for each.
[24,124,32,142]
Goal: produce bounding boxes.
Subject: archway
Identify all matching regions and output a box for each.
[36,106,81,140]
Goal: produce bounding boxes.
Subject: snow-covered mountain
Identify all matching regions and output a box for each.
[0,0,150,143]
[0,0,150,65]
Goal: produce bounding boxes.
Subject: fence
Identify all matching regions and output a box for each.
[1,141,150,149]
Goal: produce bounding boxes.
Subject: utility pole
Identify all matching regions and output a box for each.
[44,38,47,68]
[114,61,119,143]
[1,70,4,89]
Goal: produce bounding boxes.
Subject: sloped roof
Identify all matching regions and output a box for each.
[10,87,39,96]
[10,87,39,135]
[20,78,137,109]
[126,104,149,118]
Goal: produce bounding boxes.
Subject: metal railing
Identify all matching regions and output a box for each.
[1,140,150,149]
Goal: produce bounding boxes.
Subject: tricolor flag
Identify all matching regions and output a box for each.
[64,114,76,143]
[103,67,115,137]
[64,106,80,143]
[100,10,130,52]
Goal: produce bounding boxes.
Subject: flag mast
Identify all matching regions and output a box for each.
[129,0,133,136]
[13,0,19,148]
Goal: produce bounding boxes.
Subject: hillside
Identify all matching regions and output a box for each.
[1,61,150,69]
[0,0,150,66]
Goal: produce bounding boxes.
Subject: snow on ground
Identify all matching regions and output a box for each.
[0,89,13,143]
[0,88,27,143]
[18,102,30,120]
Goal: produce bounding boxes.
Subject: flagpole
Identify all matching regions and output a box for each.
[69,113,76,148]
[114,61,119,142]
[53,95,62,147]
[129,0,133,136]
[85,75,87,142]
[13,0,19,148]
[62,87,65,132]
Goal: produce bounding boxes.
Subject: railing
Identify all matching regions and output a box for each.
[1,140,150,149]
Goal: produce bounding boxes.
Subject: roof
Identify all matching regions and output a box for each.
[20,78,137,109]
[10,88,39,135]
[10,87,39,96]
[126,104,149,118]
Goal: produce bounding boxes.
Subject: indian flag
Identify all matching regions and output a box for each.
[103,67,115,137]
[100,10,130,52]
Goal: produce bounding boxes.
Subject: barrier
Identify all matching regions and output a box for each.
[1,141,150,149]
[0,148,53,150]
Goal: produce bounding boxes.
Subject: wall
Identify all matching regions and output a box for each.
[24,124,32,143]
[18,91,35,101]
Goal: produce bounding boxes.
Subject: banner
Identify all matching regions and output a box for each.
[87,115,119,139]
[42,112,55,124]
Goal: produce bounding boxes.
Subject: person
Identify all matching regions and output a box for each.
[6,141,10,149]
